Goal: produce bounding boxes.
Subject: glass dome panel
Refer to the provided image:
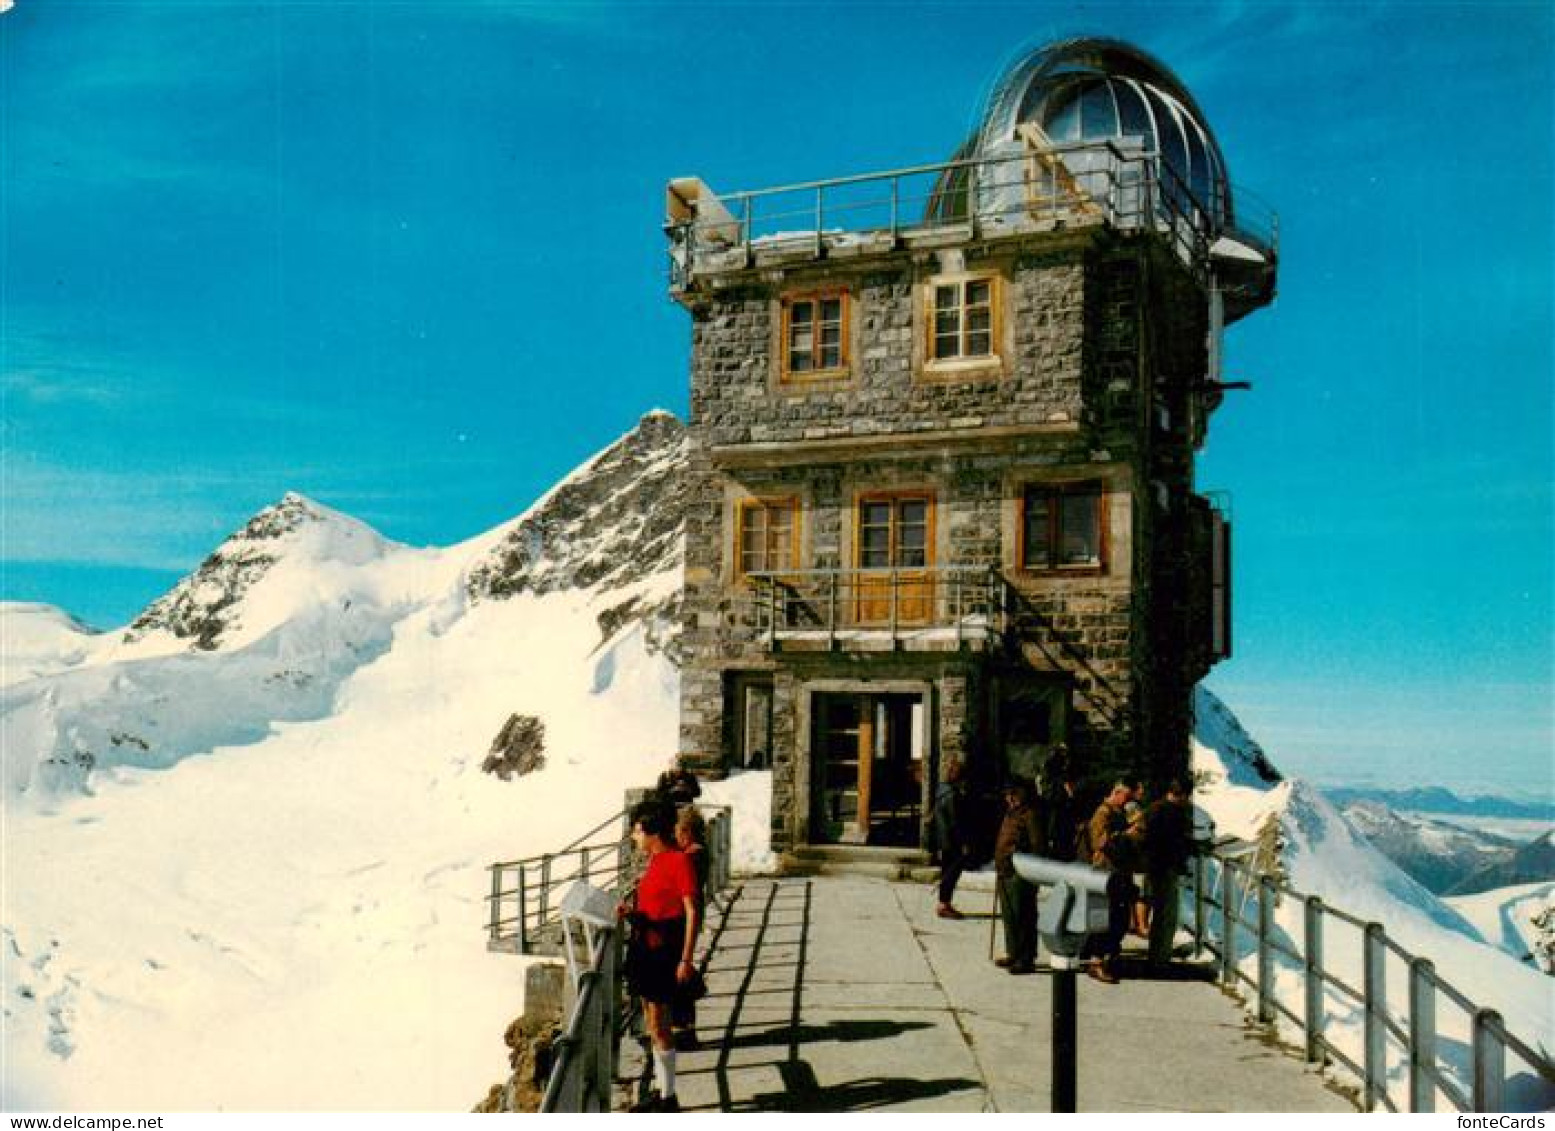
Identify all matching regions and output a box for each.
[1114,78,1154,146]
[1042,81,1083,142]
[1080,81,1120,138]
[1145,87,1189,191]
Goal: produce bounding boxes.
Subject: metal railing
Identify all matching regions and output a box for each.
[540,924,619,1113]
[1188,841,1555,1112]
[745,565,1006,648]
[668,138,1276,293]
[486,802,734,955]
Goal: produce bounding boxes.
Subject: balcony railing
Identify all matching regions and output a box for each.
[667,138,1277,304]
[745,566,1006,649]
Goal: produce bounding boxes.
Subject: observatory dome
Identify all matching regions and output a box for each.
[973,37,1234,230]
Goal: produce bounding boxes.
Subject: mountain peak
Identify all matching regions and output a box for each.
[122,494,394,652]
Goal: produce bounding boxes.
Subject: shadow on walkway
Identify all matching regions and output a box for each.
[701,879,977,1113]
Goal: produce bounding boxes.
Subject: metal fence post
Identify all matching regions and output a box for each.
[828,573,838,649]
[580,846,591,883]
[1303,895,1324,1063]
[1256,876,1275,1023]
[518,867,529,953]
[1363,922,1387,1112]
[488,866,503,945]
[1409,957,1436,1112]
[540,854,554,927]
[1193,853,1207,956]
[1472,1009,1506,1113]
[1220,861,1239,984]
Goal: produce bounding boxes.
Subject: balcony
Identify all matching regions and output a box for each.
[745,566,1006,652]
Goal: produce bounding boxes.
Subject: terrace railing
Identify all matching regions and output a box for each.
[1187,841,1555,1113]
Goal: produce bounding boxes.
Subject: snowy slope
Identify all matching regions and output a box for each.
[1193,687,1554,1107]
[0,604,100,688]
[1447,881,1555,974]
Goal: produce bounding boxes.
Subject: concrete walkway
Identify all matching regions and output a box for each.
[635,875,1355,1113]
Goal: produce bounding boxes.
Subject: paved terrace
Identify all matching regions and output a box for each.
[628,875,1356,1113]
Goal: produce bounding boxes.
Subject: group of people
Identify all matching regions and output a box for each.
[615,766,708,1114]
[935,749,1195,984]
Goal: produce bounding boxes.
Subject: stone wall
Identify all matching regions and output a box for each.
[687,241,1092,450]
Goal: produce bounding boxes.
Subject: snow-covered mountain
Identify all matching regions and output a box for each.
[4,408,1549,1110]
[2,412,686,1110]
[1338,800,1523,895]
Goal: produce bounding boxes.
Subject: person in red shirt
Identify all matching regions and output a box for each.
[621,799,699,1113]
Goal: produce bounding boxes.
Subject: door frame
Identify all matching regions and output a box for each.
[794,678,935,848]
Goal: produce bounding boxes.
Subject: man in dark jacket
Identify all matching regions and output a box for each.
[993,778,1047,973]
[1142,779,1193,970]
[1079,780,1137,983]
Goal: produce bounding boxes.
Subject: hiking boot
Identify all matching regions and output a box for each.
[1007,960,1036,976]
[994,955,1013,968]
[936,904,965,920]
[673,1029,701,1052]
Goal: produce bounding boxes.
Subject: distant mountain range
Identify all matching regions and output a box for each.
[1323,785,1554,822]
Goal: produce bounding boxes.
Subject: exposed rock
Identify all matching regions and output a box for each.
[471,1014,558,1113]
[482,714,546,780]
[467,411,687,603]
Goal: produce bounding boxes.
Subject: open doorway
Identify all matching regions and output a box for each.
[810,691,925,846]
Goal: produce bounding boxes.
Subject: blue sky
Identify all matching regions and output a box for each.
[2,1,1550,798]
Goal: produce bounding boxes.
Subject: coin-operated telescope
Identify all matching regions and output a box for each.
[1012,854,1113,967]
[1012,853,1117,1112]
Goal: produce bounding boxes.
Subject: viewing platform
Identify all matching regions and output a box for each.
[625,874,1354,1113]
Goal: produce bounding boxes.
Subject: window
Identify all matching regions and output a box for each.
[929,276,997,362]
[782,292,848,379]
[1021,483,1104,571]
[858,494,930,569]
[736,497,798,576]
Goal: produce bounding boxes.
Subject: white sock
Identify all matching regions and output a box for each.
[653,1047,677,1097]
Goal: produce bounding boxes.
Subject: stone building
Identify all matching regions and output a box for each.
[666,39,1277,854]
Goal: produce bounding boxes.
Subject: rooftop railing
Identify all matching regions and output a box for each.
[667,139,1277,299]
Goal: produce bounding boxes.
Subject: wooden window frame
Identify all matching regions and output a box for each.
[1017,481,1107,575]
[735,496,801,579]
[780,290,851,383]
[853,490,936,571]
[922,272,1003,378]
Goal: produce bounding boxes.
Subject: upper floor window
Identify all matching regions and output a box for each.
[930,276,997,362]
[737,497,798,576]
[1022,482,1104,571]
[782,292,849,380]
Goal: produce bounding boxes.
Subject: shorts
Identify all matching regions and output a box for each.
[626,916,686,1005]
